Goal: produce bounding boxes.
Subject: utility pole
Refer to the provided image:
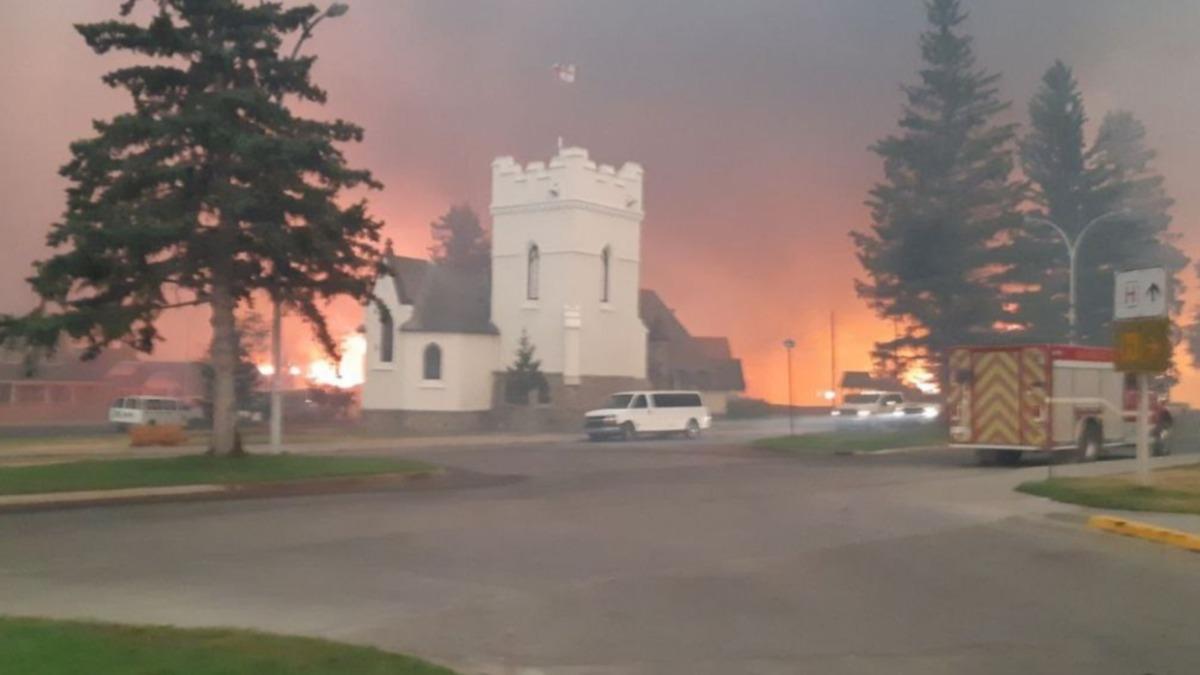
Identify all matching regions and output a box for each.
[269,301,282,451]
[783,338,796,436]
[829,311,837,405]
[266,2,349,452]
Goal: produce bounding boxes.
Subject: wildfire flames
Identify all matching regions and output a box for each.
[256,333,366,390]
[902,365,940,395]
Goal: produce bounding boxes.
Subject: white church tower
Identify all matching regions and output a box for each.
[490,146,648,389]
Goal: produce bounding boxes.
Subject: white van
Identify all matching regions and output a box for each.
[109,396,199,430]
[584,391,712,441]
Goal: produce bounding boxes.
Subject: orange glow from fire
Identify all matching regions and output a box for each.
[306,333,366,389]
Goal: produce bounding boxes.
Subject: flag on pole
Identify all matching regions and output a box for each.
[552,63,576,84]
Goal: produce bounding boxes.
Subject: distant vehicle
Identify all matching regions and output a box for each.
[832,391,936,419]
[109,396,202,430]
[585,391,711,441]
[946,344,1173,465]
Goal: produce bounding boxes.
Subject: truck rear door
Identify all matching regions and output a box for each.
[970,349,1022,446]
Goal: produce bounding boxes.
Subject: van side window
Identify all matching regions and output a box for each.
[652,393,703,407]
[632,395,648,409]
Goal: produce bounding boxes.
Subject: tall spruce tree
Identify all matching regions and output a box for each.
[1004,64,1188,346]
[1079,111,1188,344]
[999,61,1097,342]
[1190,269,1200,368]
[853,0,1022,379]
[429,204,489,270]
[0,1,383,456]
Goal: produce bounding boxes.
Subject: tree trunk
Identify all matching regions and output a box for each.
[209,273,242,456]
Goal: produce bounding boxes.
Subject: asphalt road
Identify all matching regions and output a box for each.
[2,424,1198,674]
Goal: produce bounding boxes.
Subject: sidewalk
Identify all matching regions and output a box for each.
[1011,453,1200,552]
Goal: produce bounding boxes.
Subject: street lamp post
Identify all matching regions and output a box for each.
[1023,210,1130,344]
[268,2,351,452]
[783,339,796,436]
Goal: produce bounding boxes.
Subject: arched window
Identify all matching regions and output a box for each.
[379,309,394,363]
[601,246,611,303]
[526,244,540,300]
[423,343,442,380]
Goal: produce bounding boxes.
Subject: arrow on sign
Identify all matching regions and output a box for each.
[1147,283,1162,302]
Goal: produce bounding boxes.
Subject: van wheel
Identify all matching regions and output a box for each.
[683,419,701,440]
[620,422,637,442]
[1076,422,1102,462]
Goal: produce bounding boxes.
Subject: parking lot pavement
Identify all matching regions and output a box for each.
[2,439,1198,675]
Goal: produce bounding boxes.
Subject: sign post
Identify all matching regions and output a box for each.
[1112,268,1170,487]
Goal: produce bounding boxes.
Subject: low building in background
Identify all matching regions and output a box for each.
[0,342,205,426]
[641,290,745,415]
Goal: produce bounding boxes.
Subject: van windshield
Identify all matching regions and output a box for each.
[606,394,635,409]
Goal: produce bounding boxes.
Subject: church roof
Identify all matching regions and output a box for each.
[639,289,691,342]
[384,255,498,335]
[639,290,745,392]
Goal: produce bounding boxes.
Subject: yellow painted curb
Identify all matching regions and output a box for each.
[1087,515,1200,553]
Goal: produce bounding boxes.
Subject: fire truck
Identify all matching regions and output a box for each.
[946,344,1173,465]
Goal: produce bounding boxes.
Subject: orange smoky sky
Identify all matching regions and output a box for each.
[2,1,1198,405]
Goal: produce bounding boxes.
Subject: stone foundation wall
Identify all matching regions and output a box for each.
[360,374,649,435]
[491,372,649,433]
[360,409,492,435]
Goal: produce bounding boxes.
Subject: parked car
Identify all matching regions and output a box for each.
[832,391,936,419]
[108,395,203,430]
[584,391,711,441]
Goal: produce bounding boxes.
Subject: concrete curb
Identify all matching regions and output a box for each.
[1087,514,1200,553]
[0,470,443,513]
[0,484,224,507]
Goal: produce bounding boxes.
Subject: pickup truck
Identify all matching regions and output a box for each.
[831,391,937,419]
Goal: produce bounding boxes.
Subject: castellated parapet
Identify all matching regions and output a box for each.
[491,146,644,216]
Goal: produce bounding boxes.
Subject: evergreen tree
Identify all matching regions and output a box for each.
[1004,63,1188,346]
[429,204,489,270]
[999,61,1097,342]
[0,1,382,455]
[852,0,1022,380]
[505,331,549,405]
[1190,272,1200,368]
[1078,111,1188,344]
[199,311,267,422]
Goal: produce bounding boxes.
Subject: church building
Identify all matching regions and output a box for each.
[361,146,743,432]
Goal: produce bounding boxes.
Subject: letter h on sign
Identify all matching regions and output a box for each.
[1124,281,1138,307]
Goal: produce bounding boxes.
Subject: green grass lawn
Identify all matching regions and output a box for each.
[752,422,947,454]
[0,617,457,675]
[0,454,432,496]
[0,423,441,454]
[1017,463,1200,515]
